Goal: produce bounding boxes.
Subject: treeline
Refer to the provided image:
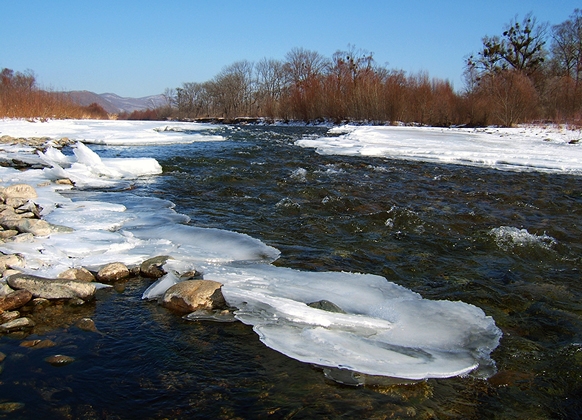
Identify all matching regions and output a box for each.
[163,9,581,126]
[0,68,108,119]
[2,9,581,126]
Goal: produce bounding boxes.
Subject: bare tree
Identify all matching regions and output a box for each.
[467,13,548,79]
[551,9,582,84]
[255,58,287,117]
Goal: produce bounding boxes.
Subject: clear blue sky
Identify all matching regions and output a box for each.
[1,1,578,98]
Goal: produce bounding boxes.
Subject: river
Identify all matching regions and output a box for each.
[0,124,581,419]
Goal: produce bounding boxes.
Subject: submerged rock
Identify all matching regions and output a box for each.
[7,273,96,301]
[45,354,75,366]
[0,402,25,413]
[96,262,130,283]
[75,317,99,333]
[161,280,227,314]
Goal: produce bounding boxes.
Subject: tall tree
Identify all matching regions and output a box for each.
[550,9,582,84]
[467,13,548,79]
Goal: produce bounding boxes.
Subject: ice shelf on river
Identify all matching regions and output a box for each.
[0,119,514,380]
[296,125,582,174]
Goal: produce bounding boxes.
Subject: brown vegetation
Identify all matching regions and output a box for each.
[164,10,582,127]
[0,69,109,120]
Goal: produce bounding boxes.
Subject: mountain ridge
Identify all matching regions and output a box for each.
[66,90,166,114]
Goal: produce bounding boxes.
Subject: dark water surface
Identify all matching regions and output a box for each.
[1,125,581,419]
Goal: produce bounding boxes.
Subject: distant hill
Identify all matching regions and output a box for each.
[66,91,166,114]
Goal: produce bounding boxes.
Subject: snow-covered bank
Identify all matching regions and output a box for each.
[0,119,503,381]
[297,125,582,174]
[0,119,224,145]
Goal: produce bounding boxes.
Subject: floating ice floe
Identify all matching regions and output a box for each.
[0,119,503,381]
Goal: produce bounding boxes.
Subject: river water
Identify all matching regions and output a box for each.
[1,125,581,419]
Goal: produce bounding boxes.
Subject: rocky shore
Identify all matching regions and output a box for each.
[0,136,230,413]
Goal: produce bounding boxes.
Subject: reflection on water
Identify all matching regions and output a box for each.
[1,125,581,418]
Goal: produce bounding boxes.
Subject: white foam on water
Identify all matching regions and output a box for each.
[489,226,557,251]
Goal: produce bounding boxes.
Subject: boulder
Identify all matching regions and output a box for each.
[3,184,37,199]
[96,262,130,282]
[58,267,95,282]
[0,289,32,311]
[7,273,96,301]
[140,256,172,279]
[161,280,227,314]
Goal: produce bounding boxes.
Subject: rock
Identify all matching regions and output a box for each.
[307,299,346,314]
[7,273,96,301]
[5,197,28,209]
[2,269,21,278]
[20,339,56,349]
[75,317,98,333]
[0,402,24,413]
[14,200,42,217]
[45,354,75,366]
[3,184,37,199]
[0,311,20,323]
[161,280,227,314]
[9,219,52,236]
[0,317,35,332]
[55,178,74,185]
[0,289,32,311]
[33,339,57,349]
[180,269,203,280]
[28,297,51,310]
[96,262,130,283]
[140,255,172,279]
[58,267,95,282]
[0,254,25,272]
[0,351,5,362]
[0,282,15,297]
[20,339,41,348]
[0,229,18,240]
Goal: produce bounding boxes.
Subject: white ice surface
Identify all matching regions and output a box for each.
[0,119,224,145]
[297,125,582,174]
[0,119,506,380]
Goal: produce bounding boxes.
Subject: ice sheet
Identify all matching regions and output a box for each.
[296,125,582,174]
[198,265,501,379]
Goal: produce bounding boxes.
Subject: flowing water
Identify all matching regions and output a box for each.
[1,125,581,419]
